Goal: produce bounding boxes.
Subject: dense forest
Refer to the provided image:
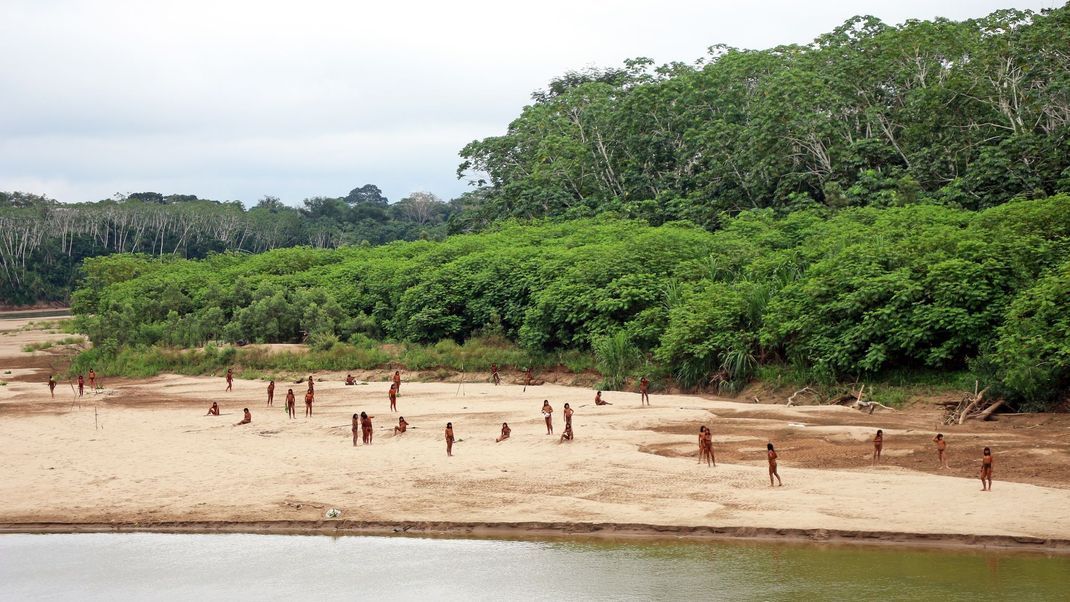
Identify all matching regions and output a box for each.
[73,196,1070,409]
[0,187,455,305]
[16,6,1070,407]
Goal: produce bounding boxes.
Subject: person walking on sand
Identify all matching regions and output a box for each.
[639,376,650,406]
[767,442,782,487]
[980,447,994,491]
[594,390,611,405]
[267,379,275,407]
[392,370,401,394]
[542,400,554,434]
[389,383,397,412]
[234,408,252,426]
[934,434,949,469]
[394,416,409,435]
[496,422,511,442]
[491,363,501,385]
[361,411,374,444]
[873,429,884,465]
[352,414,360,446]
[48,375,56,398]
[88,369,96,392]
[445,422,455,456]
[304,389,314,417]
[225,368,233,392]
[286,389,296,419]
[563,403,574,430]
[207,402,220,416]
[77,374,84,397]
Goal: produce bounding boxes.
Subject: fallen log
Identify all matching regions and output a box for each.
[972,398,1007,421]
[958,387,989,425]
[786,387,813,406]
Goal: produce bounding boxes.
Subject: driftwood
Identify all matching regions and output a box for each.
[944,387,1004,424]
[973,398,1007,421]
[786,387,813,406]
[958,387,989,425]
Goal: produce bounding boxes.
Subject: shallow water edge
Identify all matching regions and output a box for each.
[2,519,1067,556]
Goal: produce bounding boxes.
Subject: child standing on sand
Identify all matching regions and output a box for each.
[873,429,883,465]
[767,442,782,487]
[934,434,949,469]
[445,422,454,456]
[980,447,994,491]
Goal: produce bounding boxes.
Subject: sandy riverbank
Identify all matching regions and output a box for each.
[2,316,1069,549]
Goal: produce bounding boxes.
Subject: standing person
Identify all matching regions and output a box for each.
[873,429,884,465]
[207,402,220,416]
[445,422,455,456]
[767,443,782,487]
[285,389,296,419]
[352,414,360,446]
[980,447,994,491]
[307,374,315,391]
[491,363,500,385]
[392,370,401,394]
[639,376,650,406]
[394,416,409,435]
[698,427,710,466]
[389,383,397,412]
[541,400,554,435]
[88,368,96,392]
[304,389,314,417]
[48,375,56,399]
[934,434,949,469]
[77,374,84,397]
[496,422,511,442]
[563,403,574,430]
[267,380,275,407]
[225,368,233,392]
[705,427,716,466]
[234,408,252,426]
[361,411,374,444]
[525,367,533,388]
[594,391,611,405]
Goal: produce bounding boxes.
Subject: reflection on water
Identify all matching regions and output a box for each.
[0,533,1066,601]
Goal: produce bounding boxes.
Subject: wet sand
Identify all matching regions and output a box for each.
[2,316,1070,550]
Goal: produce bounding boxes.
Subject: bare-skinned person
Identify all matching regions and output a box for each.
[225,368,233,392]
[304,389,314,417]
[934,434,949,469]
[394,416,409,435]
[525,367,533,388]
[393,370,401,393]
[639,376,650,406]
[88,369,96,391]
[345,374,356,385]
[267,380,275,407]
[307,374,314,392]
[541,400,553,434]
[234,408,251,426]
[594,390,611,405]
[496,422,511,443]
[981,447,994,491]
[767,442,782,486]
[352,414,360,446]
[48,375,56,399]
[445,422,455,456]
[389,383,397,412]
[77,374,84,397]
[491,363,500,385]
[207,402,220,416]
[563,403,574,430]
[361,411,374,444]
[560,423,573,442]
[285,389,296,419]
[705,427,716,466]
[873,429,883,465]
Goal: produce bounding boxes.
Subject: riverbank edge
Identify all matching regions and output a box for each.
[2,520,1068,554]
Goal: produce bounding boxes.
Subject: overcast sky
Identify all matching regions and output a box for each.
[0,0,1059,207]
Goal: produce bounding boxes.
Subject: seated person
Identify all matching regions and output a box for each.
[207,402,220,416]
[560,424,573,442]
[496,422,511,442]
[345,374,356,385]
[234,408,252,426]
[594,391,611,405]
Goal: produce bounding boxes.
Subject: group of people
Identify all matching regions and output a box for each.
[49,369,97,398]
[210,367,997,487]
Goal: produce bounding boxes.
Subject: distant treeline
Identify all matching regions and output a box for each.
[73,196,1070,410]
[0,186,457,305]
[457,6,1070,225]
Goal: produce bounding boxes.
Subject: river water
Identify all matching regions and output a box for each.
[0,533,1066,601]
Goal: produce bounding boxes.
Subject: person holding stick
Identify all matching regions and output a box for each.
[491,363,501,385]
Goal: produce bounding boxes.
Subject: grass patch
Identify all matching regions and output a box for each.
[21,336,86,353]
